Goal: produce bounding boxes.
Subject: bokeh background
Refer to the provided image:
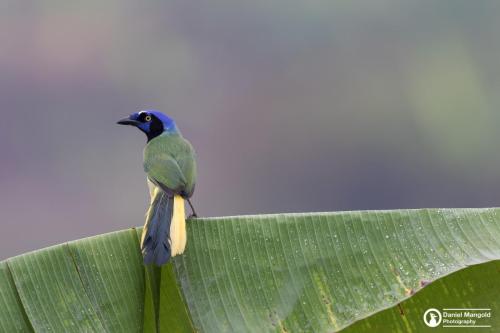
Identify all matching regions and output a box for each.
[1,1,500,260]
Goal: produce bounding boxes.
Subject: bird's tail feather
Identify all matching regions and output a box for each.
[141,186,187,266]
[170,195,187,256]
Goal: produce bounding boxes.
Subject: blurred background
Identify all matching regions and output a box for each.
[1,1,500,259]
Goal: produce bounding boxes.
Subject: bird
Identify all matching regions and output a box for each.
[117,110,197,266]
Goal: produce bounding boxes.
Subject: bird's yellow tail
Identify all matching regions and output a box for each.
[170,195,187,256]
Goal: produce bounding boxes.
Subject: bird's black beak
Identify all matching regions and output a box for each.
[117,117,140,126]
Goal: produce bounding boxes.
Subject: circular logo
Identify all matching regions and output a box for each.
[423,308,442,328]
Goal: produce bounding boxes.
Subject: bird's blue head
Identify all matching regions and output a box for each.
[117,110,178,141]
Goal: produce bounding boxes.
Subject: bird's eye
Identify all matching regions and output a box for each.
[145,115,152,122]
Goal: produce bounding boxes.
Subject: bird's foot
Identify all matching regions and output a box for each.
[188,213,198,219]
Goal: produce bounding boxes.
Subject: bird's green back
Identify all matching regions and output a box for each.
[143,133,197,197]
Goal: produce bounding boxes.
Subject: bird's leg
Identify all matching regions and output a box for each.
[187,199,198,219]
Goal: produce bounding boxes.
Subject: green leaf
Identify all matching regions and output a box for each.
[176,209,500,332]
[135,228,193,333]
[0,262,32,332]
[5,229,145,332]
[0,208,499,332]
[343,260,500,332]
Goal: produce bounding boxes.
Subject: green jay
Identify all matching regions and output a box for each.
[117,110,197,266]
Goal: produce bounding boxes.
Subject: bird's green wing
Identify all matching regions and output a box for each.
[143,134,197,196]
[175,149,197,196]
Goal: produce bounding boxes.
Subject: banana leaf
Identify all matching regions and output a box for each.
[1,208,499,332]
